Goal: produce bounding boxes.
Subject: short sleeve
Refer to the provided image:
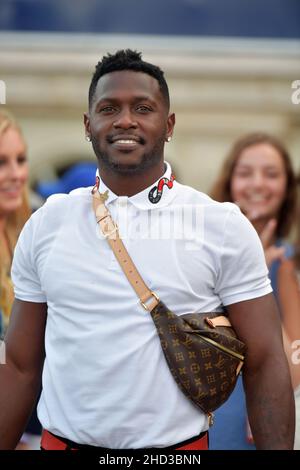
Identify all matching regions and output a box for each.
[215,206,272,306]
[11,209,47,303]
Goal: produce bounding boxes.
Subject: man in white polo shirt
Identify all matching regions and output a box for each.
[0,50,295,450]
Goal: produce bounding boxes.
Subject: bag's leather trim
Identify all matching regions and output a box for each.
[205,316,231,328]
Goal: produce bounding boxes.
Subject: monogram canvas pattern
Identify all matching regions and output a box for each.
[151,301,247,413]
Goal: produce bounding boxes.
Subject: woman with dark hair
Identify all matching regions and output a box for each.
[210,132,300,449]
[286,172,300,449]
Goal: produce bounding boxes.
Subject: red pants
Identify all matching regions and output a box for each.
[41,429,208,451]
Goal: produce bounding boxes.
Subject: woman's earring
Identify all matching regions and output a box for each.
[86,135,91,142]
[166,136,171,142]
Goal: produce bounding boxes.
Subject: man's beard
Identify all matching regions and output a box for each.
[91,135,165,176]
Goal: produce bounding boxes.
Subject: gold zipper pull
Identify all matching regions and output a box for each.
[207,412,214,427]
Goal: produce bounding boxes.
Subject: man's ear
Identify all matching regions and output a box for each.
[83,112,90,135]
[166,112,175,140]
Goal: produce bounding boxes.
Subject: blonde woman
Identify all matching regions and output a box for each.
[0,111,30,333]
[210,132,300,449]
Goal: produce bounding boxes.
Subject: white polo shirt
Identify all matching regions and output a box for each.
[11,162,272,448]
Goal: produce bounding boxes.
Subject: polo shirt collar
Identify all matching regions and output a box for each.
[96,161,177,210]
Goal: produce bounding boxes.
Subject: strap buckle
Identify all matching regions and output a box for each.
[97,213,118,239]
[103,223,118,239]
[140,291,160,311]
[207,412,214,427]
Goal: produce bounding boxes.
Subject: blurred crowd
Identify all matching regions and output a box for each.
[0,108,300,449]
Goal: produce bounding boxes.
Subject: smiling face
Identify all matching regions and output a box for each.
[230,143,287,221]
[0,126,29,218]
[84,70,174,176]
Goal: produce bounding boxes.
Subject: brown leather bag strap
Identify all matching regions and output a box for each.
[92,188,159,311]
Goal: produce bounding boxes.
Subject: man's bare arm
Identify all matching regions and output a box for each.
[0,299,47,449]
[227,293,295,449]
[278,259,300,342]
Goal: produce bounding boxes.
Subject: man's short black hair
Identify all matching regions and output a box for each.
[88,49,170,109]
